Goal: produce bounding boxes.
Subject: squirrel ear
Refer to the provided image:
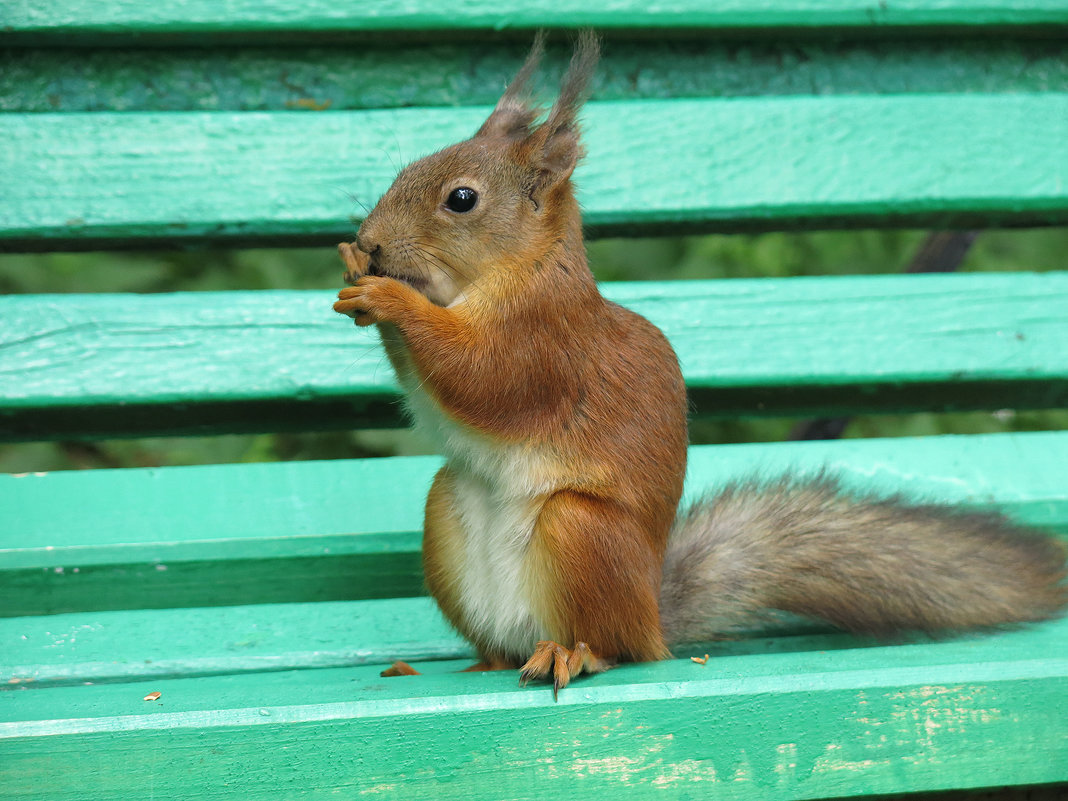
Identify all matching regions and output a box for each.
[526,31,599,201]
[528,125,584,196]
[476,32,546,140]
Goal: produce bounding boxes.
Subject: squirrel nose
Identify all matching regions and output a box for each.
[355,233,380,255]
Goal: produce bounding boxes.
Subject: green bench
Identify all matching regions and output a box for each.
[3,3,1068,798]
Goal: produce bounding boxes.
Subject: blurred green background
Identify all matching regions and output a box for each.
[2,227,1066,473]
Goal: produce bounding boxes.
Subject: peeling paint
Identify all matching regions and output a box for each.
[358,783,398,795]
[650,758,718,787]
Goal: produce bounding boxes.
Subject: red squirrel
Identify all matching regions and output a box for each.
[334,33,1067,695]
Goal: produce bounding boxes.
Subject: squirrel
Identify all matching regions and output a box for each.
[333,32,1067,696]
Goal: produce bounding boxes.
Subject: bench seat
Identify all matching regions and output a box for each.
[3,428,1068,666]
[3,430,1068,798]
[3,619,1066,800]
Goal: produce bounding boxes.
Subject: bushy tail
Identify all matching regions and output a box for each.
[659,479,1067,644]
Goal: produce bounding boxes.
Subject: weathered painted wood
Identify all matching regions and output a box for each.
[0,598,858,688]
[3,431,1067,616]
[4,94,1068,250]
[0,597,473,686]
[0,455,432,616]
[0,593,1055,689]
[5,0,1068,43]
[2,620,1067,799]
[5,38,1068,113]
[2,273,1067,441]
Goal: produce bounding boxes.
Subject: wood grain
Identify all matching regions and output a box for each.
[5,39,1067,113]
[4,94,1068,249]
[3,431,1066,616]
[1,597,473,686]
[2,273,1067,440]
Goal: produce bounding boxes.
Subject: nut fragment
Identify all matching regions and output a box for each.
[143,691,162,701]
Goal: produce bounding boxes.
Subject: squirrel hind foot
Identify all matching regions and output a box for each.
[519,640,610,699]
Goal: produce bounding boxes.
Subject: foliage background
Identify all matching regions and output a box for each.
[2,227,1066,472]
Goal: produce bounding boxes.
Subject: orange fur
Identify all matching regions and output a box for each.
[526,491,671,663]
[333,33,686,674]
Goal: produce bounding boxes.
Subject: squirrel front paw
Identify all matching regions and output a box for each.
[333,277,416,327]
[338,241,370,286]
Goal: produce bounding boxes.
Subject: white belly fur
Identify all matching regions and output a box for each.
[403,379,557,657]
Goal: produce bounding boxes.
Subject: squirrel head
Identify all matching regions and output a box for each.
[355,32,599,307]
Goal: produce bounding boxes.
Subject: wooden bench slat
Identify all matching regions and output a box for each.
[3,622,1066,799]
[2,593,1057,689]
[0,596,861,688]
[1,598,472,687]
[6,0,1068,42]
[1,455,432,616]
[4,94,1068,250]
[5,39,1067,113]
[3,273,1067,441]
[4,431,1066,617]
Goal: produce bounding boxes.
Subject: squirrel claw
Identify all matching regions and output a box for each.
[519,641,608,699]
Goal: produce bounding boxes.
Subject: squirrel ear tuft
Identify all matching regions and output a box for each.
[527,30,600,199]
[542,30,599,144]
[476,31,547,140]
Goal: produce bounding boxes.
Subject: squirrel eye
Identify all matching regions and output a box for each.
[445,187,478,213]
